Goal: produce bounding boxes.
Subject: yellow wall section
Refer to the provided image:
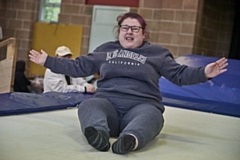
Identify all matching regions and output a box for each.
[30,22,83,76]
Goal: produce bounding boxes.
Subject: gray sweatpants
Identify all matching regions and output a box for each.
[78,96,164,150]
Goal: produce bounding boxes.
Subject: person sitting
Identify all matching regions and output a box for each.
[43,46,95,93]
[29,13,228,154]
[14,60,31,93]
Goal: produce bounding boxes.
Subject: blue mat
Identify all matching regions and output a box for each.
[160,54,240,117]
[0,92,94,116]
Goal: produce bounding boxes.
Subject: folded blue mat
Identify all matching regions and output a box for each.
[0,92,94,116]
[162,93,240,118]
[160,54,240,117]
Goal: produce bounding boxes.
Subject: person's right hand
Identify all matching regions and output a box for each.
[85,84,96,93]
[29,49,48,66]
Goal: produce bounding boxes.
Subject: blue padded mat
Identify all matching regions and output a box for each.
[0,92,94,116]
[160,54,240,117]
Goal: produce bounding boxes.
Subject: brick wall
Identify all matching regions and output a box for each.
[59,0,93,56]
[0,0,235,63]
[193,0,235,57]
[138,0,200,57]
[0,0,39,68]
[58,0,201,57]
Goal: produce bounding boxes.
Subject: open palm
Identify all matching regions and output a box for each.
[29,50,48,66]
[204,57,228,78]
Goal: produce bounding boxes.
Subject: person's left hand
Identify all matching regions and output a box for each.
[204,57,228,78]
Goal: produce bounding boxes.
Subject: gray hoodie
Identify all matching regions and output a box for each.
[44,41,207,112]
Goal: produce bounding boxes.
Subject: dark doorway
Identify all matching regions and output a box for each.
[229,0,240,60]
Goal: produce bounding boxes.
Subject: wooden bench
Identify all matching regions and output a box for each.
[0,38,17,93]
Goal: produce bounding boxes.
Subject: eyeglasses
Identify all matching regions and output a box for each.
[119,25,143,33]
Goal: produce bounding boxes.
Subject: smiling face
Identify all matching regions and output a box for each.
[118,18,145,49]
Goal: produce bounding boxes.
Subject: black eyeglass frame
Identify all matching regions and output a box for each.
[119,25,143,33]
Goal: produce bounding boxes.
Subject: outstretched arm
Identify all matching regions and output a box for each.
[29,49,101,77]
[204,57,228,78]
[29,50,48,66]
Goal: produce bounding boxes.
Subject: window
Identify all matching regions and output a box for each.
[39,0,61,22]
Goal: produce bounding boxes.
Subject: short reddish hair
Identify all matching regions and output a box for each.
[114,12,148,39]
[117,12,147,29]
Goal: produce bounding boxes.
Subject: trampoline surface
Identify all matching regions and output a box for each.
[1,107,239,160]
